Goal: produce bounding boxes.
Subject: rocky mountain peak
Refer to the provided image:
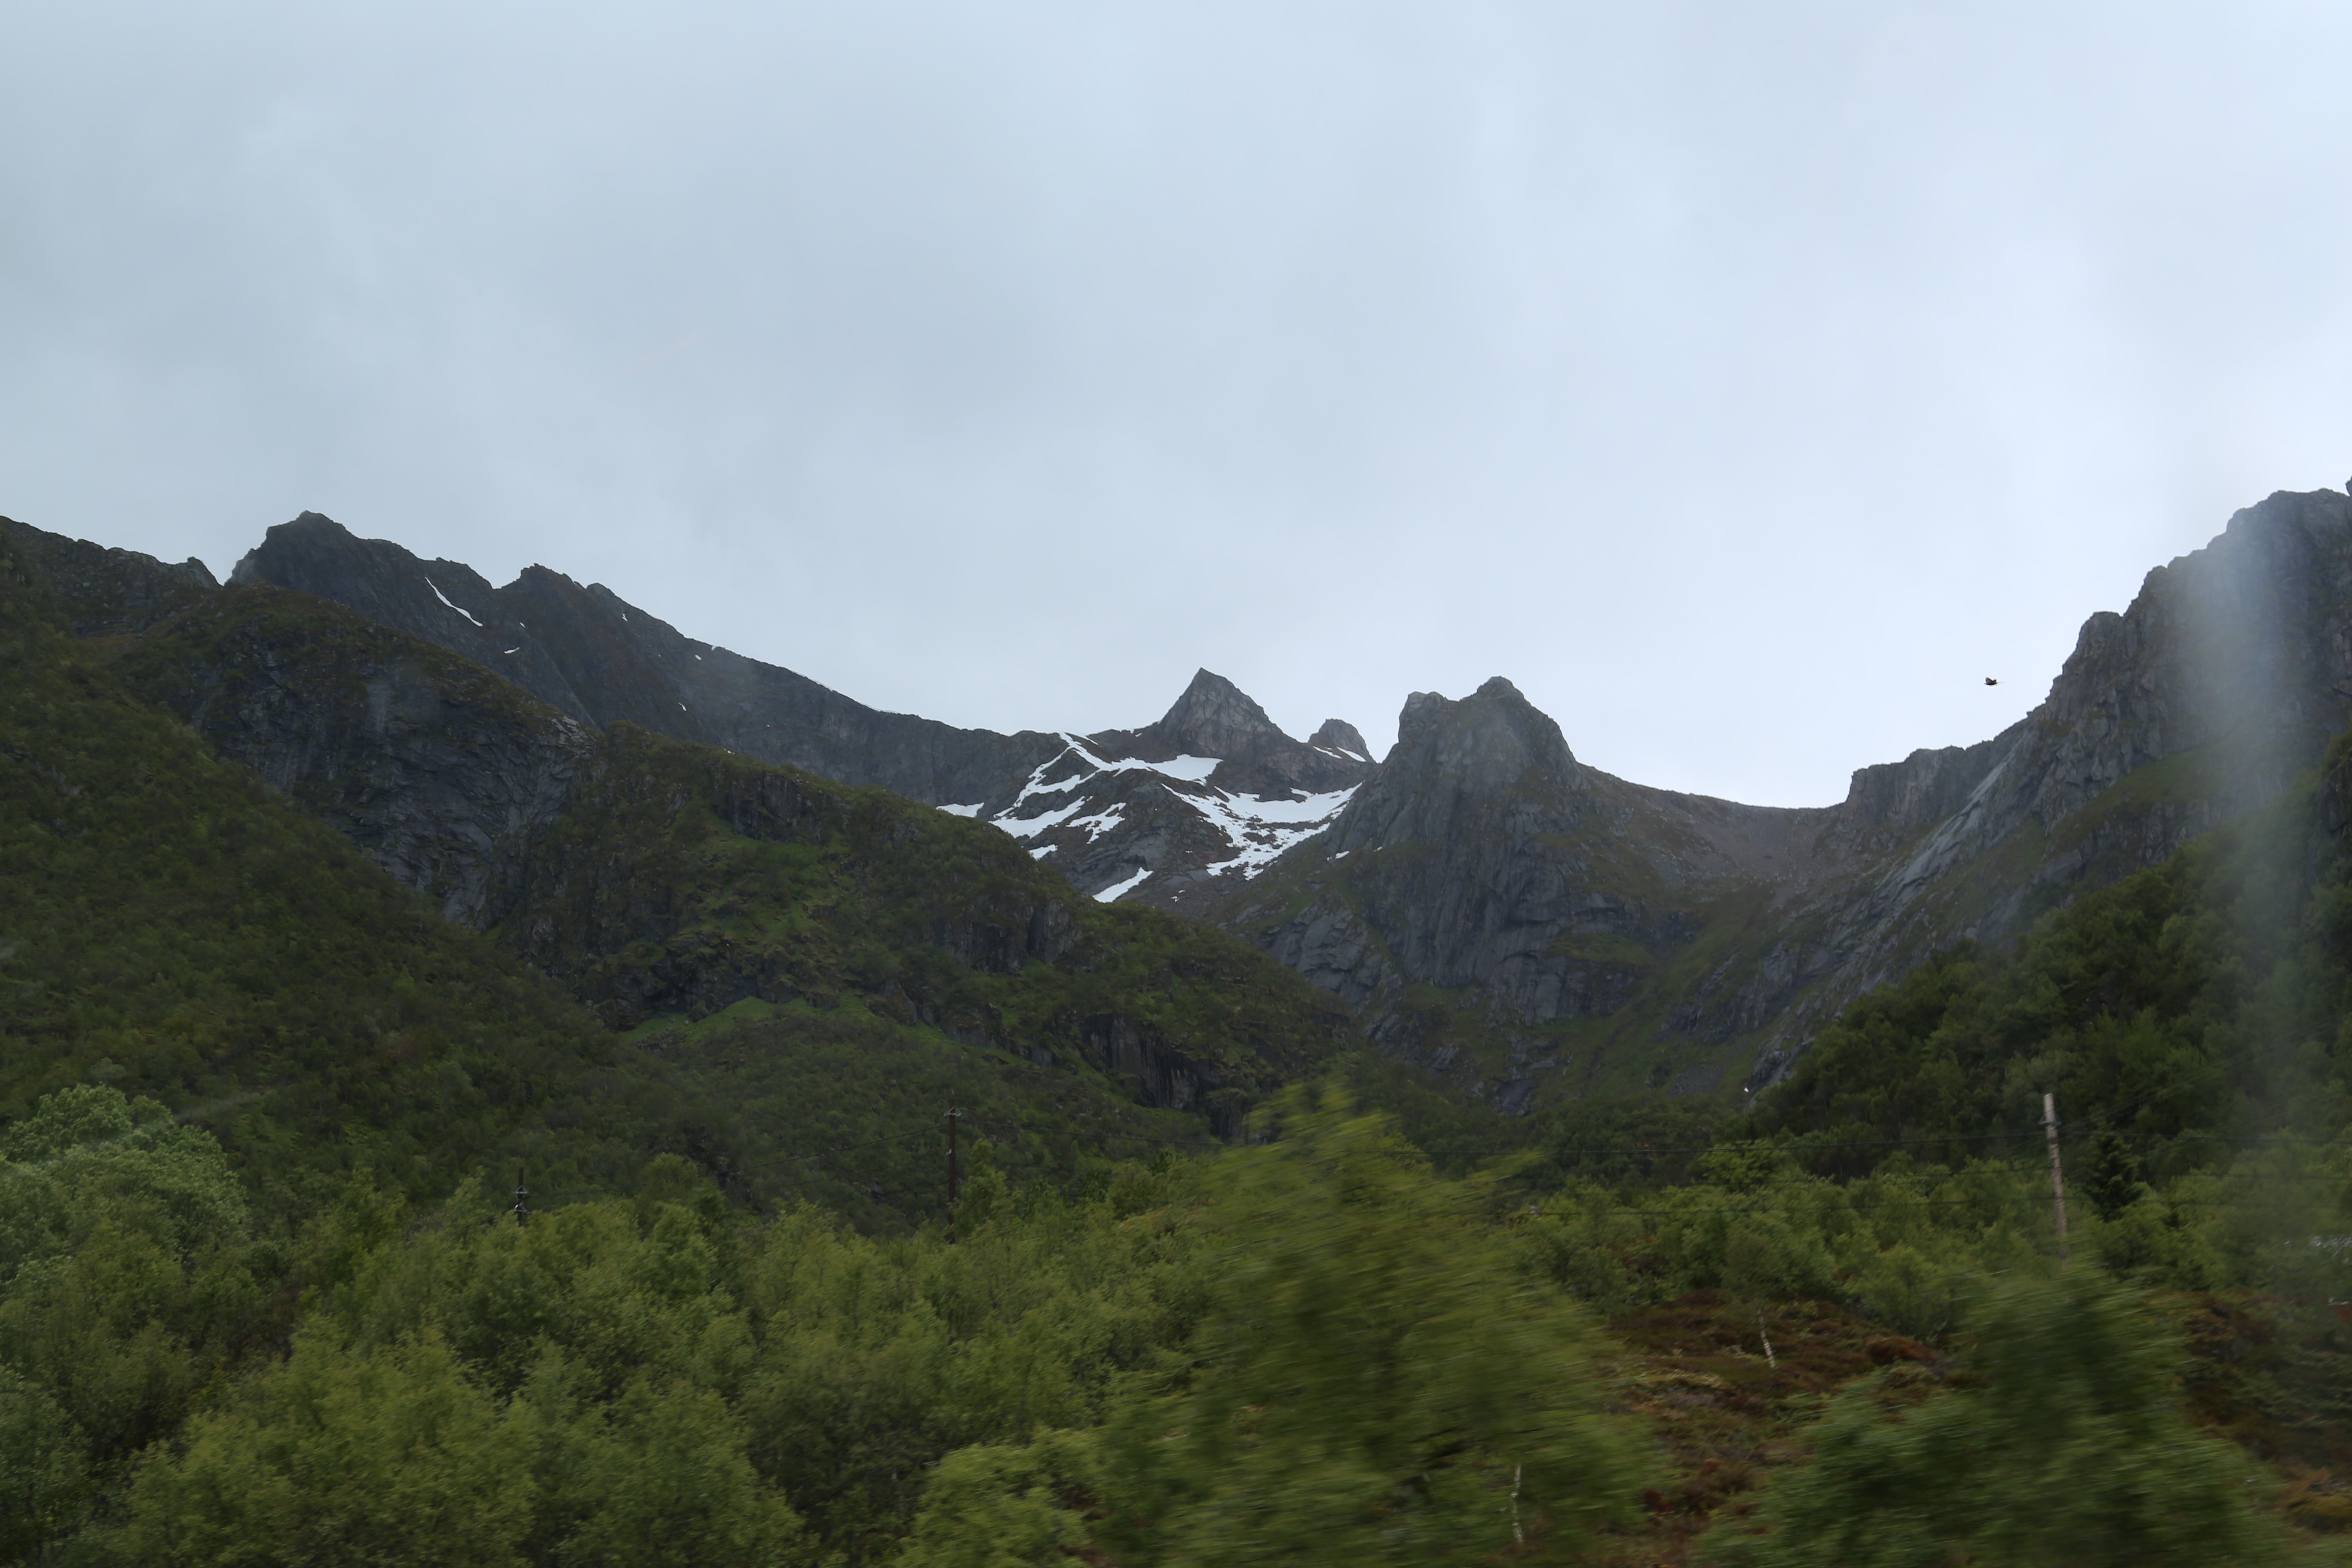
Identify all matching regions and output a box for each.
[228,511,1066,802]
[1327,677,1585,856]
[1134,668,1289,761]
[1309,717,1370,760]
[1396,677,1578,787]
[6,518,216,638]
[989,669,1376,908]
[219,517,1371,913]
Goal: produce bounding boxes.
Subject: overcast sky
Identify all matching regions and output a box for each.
[7,2,2351,805]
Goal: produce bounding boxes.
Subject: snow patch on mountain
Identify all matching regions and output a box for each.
[1094,865,1153,902]
[974,727,1362,899]
[423,577,483,627]
[995,797,1090,839]
[1012,736,1222,802]
[1195,786,1360,874]
[1066,805,1127,840]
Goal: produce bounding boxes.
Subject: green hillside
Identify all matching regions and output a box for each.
[0,530,646,1217]
[6,516,2352,1564]
[2,527,1356,1228]
[493,718,1351,1119]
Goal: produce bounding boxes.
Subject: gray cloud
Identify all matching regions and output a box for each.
[6,1,2351,804]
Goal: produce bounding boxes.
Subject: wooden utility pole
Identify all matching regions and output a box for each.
[512,1168,529,1228]
[2042,1093,2070,1263]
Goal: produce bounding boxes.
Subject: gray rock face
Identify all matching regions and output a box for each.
[1219,490,2352,1105]
[1732,486,2352,1078]
[230,518,1371,907]
[115,584,597,928]
[234,513,1066,805]
[960,669,1374,909]
[1327,677,1586,852]
[5,521,217,637]
[1222,678,1871,1085]
[1825,733,2021,855]
[1310,717,1371,760]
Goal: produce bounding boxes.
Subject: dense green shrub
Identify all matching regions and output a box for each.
[1705,1271,2279,1567]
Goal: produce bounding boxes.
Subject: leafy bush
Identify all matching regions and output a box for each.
[1706,1271,2280,1567]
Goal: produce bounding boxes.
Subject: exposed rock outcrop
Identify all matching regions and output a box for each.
[1731,486,2352,1079]
[230,518,1372,907]
[1220,678,1870,1091]
[106,583,596,927]
[6,522,218,638]
[963,669,1374,908]
[233,512,1066,805]
[1310,717,1372,760]
[1219,489,2352,1105]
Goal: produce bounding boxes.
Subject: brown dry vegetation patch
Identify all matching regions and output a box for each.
[1586,1287,2352,1565]
[1589,1290,1889,1566]
[2174,1292,2352,1538]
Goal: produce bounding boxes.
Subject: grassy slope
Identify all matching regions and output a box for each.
[480,719,1357,1220]
[94,573,1355,1118]
[1580,1285,2352,1564]
[1531,746,2352,1561]
[1321,744,2352,1559]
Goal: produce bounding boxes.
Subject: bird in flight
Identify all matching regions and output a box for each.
[1984,677,1999,686]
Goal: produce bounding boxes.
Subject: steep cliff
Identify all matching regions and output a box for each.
[1217,489,2352,1105]
[1215,677,1880,1105]
[231,512,1065,804]
[229,515,1373,907]
[107,583,595,926]
[1730,485,2352,1079]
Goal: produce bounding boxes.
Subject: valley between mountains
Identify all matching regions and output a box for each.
[9,493,2352,1564]
[119,488,2352,1112]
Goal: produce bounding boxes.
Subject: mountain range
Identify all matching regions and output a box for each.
[16,487,2352,1117]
